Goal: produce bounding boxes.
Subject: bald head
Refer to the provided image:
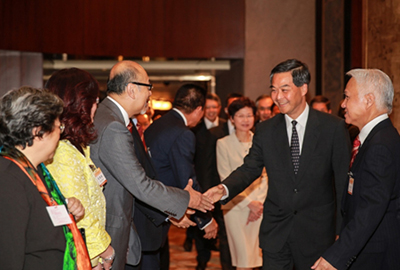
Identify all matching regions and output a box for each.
[107,61,148,95]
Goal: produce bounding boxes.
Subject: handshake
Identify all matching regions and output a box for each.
[168,179,228,239]
[184,179,227,212]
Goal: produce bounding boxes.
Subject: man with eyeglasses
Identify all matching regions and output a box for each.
[90,60,214,270]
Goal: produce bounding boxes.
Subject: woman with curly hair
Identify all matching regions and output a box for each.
[45,68,114,270]
[0,86,90,270]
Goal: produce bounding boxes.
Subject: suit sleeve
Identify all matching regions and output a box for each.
[168,129,212,228]
[331,120,351,233]
[99,121,189,219]
[323,143,395,269]
[169,129,199,190]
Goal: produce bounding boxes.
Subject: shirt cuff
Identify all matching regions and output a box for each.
[200,219,213,230]
[221,184,229,200]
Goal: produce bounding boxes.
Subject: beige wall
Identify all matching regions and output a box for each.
[0,50,43,96]
[244,0,316,100]
[363,0,400,130]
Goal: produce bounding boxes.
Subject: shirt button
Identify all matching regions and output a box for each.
[293,189,298,193]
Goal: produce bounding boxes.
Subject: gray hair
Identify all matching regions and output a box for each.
[0,86,63,149]
[347,69,394,114]
[107,67,138,95]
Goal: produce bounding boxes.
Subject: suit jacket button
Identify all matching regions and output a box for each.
[293,188,298,193]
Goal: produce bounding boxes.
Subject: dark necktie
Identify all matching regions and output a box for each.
[291,120,300,174]
[349,136,361,168]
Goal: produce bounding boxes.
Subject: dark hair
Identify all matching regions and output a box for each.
[206,93,221,105]
[310,95,331,110]
[46,68,99,154]
[173,84,207,113]
[270,59,311,87]
[225,92,243,106]
[255,94,272,107]
[0,86,63,149]
[107,67,138,95]
[228,97,256,117]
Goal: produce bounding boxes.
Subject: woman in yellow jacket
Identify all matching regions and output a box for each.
[46,68,114,270]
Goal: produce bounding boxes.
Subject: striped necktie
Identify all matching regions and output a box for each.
[349,136,361,168]
[291,120,300,174]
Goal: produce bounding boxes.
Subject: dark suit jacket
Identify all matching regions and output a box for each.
[222,109,351,257]
[322,118,400,269]
[90,98,189,270]
[192,118,227,190]
[145,110,212,229]
[130,121,167,255]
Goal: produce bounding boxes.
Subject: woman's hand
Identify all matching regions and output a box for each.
[66,197,85,222]
[100,245,115,270]
[247,201,263,224]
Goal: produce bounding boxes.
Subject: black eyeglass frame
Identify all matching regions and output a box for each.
[126,81,153,90]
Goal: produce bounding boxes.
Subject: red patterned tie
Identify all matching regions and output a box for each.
[349,136,361,168]
[127,121,133,133]
[136,122,147,150]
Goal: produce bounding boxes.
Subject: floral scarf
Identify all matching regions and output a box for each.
[0,147,91,270]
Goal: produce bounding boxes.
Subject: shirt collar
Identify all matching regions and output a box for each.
[173,108,188,126]
[358,114,388,145]
[284,104,309,130]
[204,117,219,129]
[228,119,235,135]
[107,96,130,126]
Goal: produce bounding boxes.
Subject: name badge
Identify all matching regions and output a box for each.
[348,172,354,195]
[94,167,107,186]
[46,205,72,226]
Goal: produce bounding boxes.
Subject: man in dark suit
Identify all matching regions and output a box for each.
[90,61,213,270]
[205,59,351,270]
[312,69,400,270]
[145,84,219,270]
[255,94,274,123]
[189,93,235,270]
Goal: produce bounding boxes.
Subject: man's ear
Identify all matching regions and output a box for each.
[126,84,136,100]
[365,93,375,108]
[300,84,308,97]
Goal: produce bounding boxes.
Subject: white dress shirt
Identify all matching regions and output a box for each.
[107,96,130,126]
[204,117,219,130]
[285,104,309,154]
[358,114,388,145]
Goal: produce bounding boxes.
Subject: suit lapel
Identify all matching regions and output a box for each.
[272,115,295,181]
[296,109,320,181]
[351,118,391,170]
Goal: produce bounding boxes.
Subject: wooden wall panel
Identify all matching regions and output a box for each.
[83,0,165,57]
[164,0,245,58]
[0,0,244,58]
[1,0,85,54]
[363,0,400,129]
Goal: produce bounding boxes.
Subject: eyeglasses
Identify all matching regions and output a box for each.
[59,123,65,134]
[126,82,153,90]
